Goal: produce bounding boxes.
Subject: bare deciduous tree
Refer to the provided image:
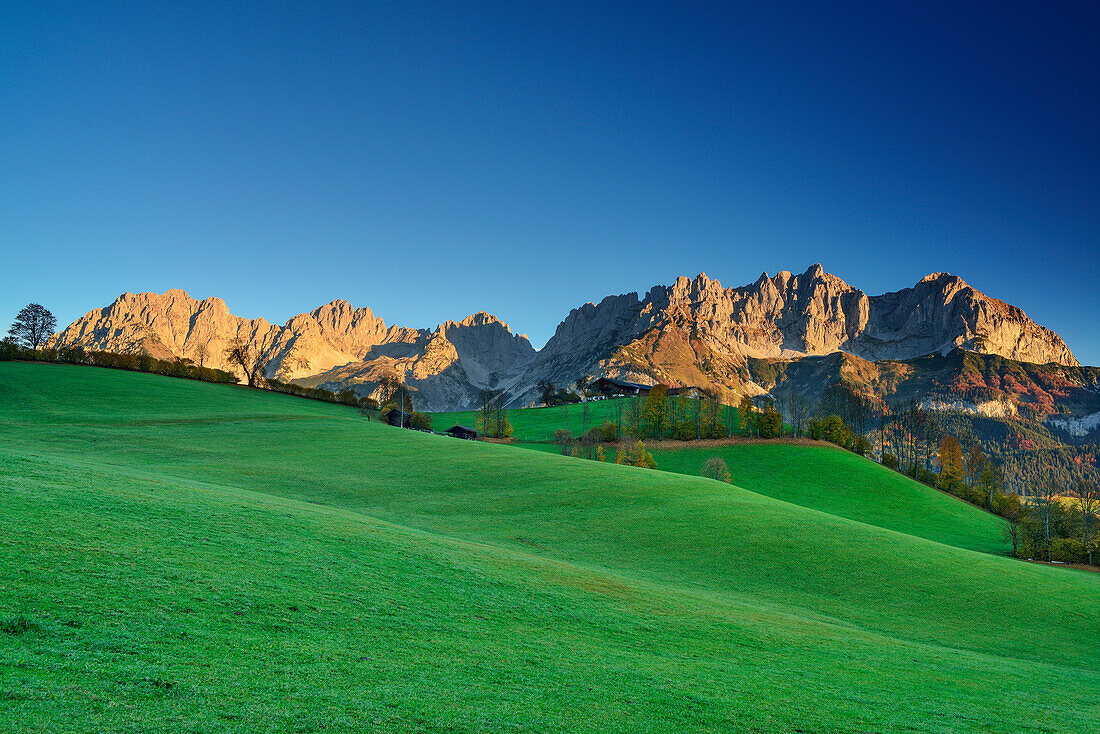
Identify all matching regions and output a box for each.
[192,342,210,369]
[223,338,267,387]
[8,303,57,350]
[274,343,310,382]
[1074,476,1099,566]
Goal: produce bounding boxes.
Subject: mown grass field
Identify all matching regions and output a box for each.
[431,397,647,443]
[436,399,1008,554]
[3,362,1099,732]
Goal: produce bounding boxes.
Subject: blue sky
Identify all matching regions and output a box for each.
[2,1,1097,361]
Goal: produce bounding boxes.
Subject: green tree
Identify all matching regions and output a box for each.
[738,394,755,437]
[759,399,783,438]
[977,461,996,509]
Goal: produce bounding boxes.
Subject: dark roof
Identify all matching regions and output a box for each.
[594,377,653,391]
[445,425,477,434]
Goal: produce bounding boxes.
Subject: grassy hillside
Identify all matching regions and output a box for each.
[3,363,1099,732]
[431,397,646,442]
[438,399,1008,554]
[650,442,1010,554]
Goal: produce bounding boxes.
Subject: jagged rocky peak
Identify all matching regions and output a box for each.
[51,267,1080,411]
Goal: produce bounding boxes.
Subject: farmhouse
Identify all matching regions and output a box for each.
[589,377,654,397]
[444,425,479,440]
[383,408,413,427]
[589,377,702,399]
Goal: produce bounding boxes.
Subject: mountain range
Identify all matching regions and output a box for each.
[51,264,1082,413]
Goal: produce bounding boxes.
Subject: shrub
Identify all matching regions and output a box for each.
[554,429,573,456]
[1051,538,1086,564]
[701,456,731,483]
[599,420,620,443]
[335,388,360,406]
[623,439,657,469]
[882,453,899,470]
[410,412,433,431]
[0,339,22,361]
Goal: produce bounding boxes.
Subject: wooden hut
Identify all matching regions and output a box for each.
[444,425,479,440]
[589,377,653,397]
[383,408,413,427]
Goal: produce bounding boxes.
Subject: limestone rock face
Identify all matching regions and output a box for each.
[52,290,534,410]
[52,267,1077,410]
[507,265,1077,404]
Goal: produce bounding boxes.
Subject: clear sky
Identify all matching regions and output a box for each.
[2,1,1097,362]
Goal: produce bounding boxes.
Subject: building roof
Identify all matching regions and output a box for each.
[594,377,653,391]
[445,425,478,434]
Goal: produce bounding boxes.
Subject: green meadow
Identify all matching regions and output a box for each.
[2,362,1099,732]
[435,399,1008,553]
[431,397,641,443]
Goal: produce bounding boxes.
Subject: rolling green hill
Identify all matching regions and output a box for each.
[431,397,647,443]
[436,399,1008,554]
[649,442,1010,554]
[3,363,1099,732]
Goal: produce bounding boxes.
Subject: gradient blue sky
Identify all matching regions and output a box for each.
[2,1,1098,361]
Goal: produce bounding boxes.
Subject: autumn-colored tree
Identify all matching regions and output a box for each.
[937,435,965,492]
[643,384,669,439]
[274,343,311,382]
[624,439,657,469]
[554,428,573,456]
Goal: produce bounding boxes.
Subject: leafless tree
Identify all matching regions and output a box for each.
[1030,477,1059,562]
[274,343,311,382]
[192,342,210,369]
[8,303,57,349]
[223,338,267,387]
[1074,476,1099,566]
[784,393,812,438]
[477,388,512,438]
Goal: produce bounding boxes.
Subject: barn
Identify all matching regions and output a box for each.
[589,377,654,397]
[444,425,479,440]
[383,408,413,427]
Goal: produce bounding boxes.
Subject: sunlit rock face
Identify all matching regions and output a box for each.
[52,266,1076,410]
[52,291,534,410]
[508,265,1077,405]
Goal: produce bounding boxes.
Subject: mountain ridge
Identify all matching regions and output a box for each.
[50,265,1079,410]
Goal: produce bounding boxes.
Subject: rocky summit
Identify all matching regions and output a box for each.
[51,266,1077,410]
